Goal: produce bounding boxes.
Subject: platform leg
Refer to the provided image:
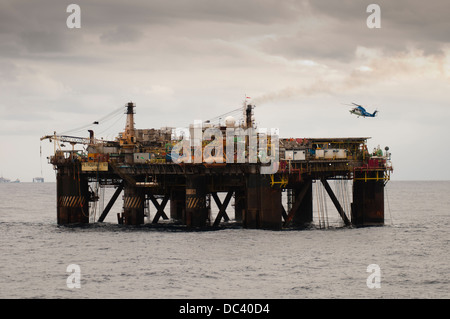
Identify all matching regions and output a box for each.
[185,175,208,227]
[244,174,282,230]
[123,184,145,225]
[170,188,185,221]
[56,169,89,225]
[352,171,384,226]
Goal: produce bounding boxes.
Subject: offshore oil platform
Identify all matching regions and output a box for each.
[41,101,393,230]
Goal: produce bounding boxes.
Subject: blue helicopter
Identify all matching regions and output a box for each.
[348,103,378,118]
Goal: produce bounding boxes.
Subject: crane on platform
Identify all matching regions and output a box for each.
[40,130,116,154]
[40,130,115,145]
[41,103,128,152]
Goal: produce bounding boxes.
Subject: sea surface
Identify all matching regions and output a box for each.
[0,181,448,299]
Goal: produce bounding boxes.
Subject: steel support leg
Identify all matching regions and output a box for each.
[56,168,89,225]
[185,175,208,227]
[352,171,384,226]
[212,191,233,227]
[150,194,170,223]
[98,182,124,222]
[321,178,351,226]
[122,184,145,225]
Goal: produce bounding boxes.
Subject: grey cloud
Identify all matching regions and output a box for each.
[305,0,450,52]
[256,0,450,64]
[99,26,144,44]
[0,0,307,60]
[19,30,71,54]
[0,2,81,57]
[80,0,306,26]
[0,61,19,82]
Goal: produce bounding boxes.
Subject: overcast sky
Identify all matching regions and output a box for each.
[1,0,449,181]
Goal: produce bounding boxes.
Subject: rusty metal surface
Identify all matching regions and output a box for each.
[56,173,89,224]
[185,175,208,227]
[352,171,385,226]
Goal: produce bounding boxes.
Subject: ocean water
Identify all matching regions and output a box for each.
[0,181,448,299]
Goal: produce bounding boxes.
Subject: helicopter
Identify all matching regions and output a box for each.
[348,103,378,118]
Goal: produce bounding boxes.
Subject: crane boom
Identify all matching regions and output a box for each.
[40,131,115,146]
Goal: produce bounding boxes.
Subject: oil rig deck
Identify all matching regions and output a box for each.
[42,101,393,230]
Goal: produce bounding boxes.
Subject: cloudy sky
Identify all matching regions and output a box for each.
[1,0,449,181]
